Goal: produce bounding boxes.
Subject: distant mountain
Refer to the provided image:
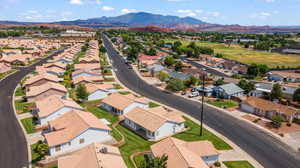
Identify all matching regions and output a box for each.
[54,12,207,28]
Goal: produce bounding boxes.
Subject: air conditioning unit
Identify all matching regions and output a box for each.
[99,147,108,154]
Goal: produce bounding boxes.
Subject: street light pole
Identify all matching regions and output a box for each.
[200,74,205,136]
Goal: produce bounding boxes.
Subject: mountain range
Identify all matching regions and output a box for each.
[0,12,300,33]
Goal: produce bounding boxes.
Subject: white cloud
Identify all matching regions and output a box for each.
[70,0,83,5]
[211,12,220,17]
[102,6,114,11]
[177,9,197,17]
[250,12,272,19]
[19,10,74,22]
[263,0,275,2]
[121,8,137,14]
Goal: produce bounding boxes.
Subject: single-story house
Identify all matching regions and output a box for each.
[240,96,298,123]
[72,69,101,79]
[151,137,219,168]
[268,71,300,83]
[57,142,127,168]
[26,82,67,102]
[213,83,244,99]
[44,62,66,70]
[101,93,149,115]
[124,106,185,141]
[253,82,297,98]
[192,85,215,97]
[168,71,192,81]
[74,63,101,71]
[45,67,65,76]
[44,110,112,156]
[24,73,60,90]
[34,95,83,125]
[147,64,165,77]
[73,76,104,86]
[79,57,99,64]
[86,83,117,101]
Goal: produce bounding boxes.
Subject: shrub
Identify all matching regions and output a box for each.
[166,78,185,92]
[214,161,221,167]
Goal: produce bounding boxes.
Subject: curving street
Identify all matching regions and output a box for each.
[102,34,300,168]
[0,49,65,168]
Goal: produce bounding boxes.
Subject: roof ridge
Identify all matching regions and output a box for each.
[169,138,190,168]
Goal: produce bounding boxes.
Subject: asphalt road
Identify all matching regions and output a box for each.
[0,48,65,168]
[182,57,230,77]
[102,35,300,168]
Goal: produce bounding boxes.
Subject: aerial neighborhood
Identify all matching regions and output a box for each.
[1,15,300,168]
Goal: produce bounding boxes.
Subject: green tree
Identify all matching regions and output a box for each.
[157,71,169,82]
[238,80,255,94]
[166,78,185,91]
[99,46,107,53]
[76,84,89,101]
[139,155,168,168]
[270,83,282,100]
[174,61,183,71]
[34,140,48,159]
[293,87,300,102]
[146,48,157,56]
[184,76,199,87]
[164,56,175,67]
[215,79,226,86]
[271,115,285,128]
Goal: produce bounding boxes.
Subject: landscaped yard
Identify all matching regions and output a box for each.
[223,161,255,168]
[14,99,35,114]
[15,86,25,97]
[118,91,131,95]
[148,101,160,108]
[207,99,239,109]
[117,125,154,168]
[167,40,300,68]
[21,117,36,134]
[31,142,41,163]
[174,117,232,150]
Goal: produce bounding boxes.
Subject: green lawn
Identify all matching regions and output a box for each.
[223,161,255,168]
[15,87,25,97]
[117,125,154,168]
[207,100,238,109]
[21,117,36,134]
[167,40,300,68]
[148,102,160,108]
[174,117,232,150]
[134,154,147,167]
[14,100,35,114]
[119,91,131,95]
[113,83,123,89]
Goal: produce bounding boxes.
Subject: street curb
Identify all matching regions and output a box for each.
[12,84,32,168]
[104,39,264,168]
[0,69,19,83]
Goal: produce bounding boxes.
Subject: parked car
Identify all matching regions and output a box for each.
[188,91,199,98]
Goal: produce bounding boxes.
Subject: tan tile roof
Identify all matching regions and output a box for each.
[73,76,104,85]
[74,63,101,71]
[271,71,300,79]
[85,83,115,93]
[46,66,65,74]
[102,93,148,110]
[35,95,83,118]
[44,110,111,147]
[26,82,67,97]
[58,143,127,168]
[151,137,210,168]
[72,69,101,78]
[24,73,59,86]
[44,62,66,69]
[125,107,184,132]
[244,97,297,116]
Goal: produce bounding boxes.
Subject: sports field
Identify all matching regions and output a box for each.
[167,40,300,68]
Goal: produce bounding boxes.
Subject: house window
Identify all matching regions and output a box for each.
[55,145,61,152]
[79,138,85,144]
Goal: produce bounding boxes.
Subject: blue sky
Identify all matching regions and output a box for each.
[1,0,299,26]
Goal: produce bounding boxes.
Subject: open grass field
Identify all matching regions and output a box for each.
[167,40,300,68]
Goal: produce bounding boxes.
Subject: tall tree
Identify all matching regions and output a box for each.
[139,155,168,168]
[293,87,300,102]
[76,84,89,101]
[270,83,282,100]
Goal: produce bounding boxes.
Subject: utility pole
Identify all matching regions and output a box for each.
[200,73,205,136]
